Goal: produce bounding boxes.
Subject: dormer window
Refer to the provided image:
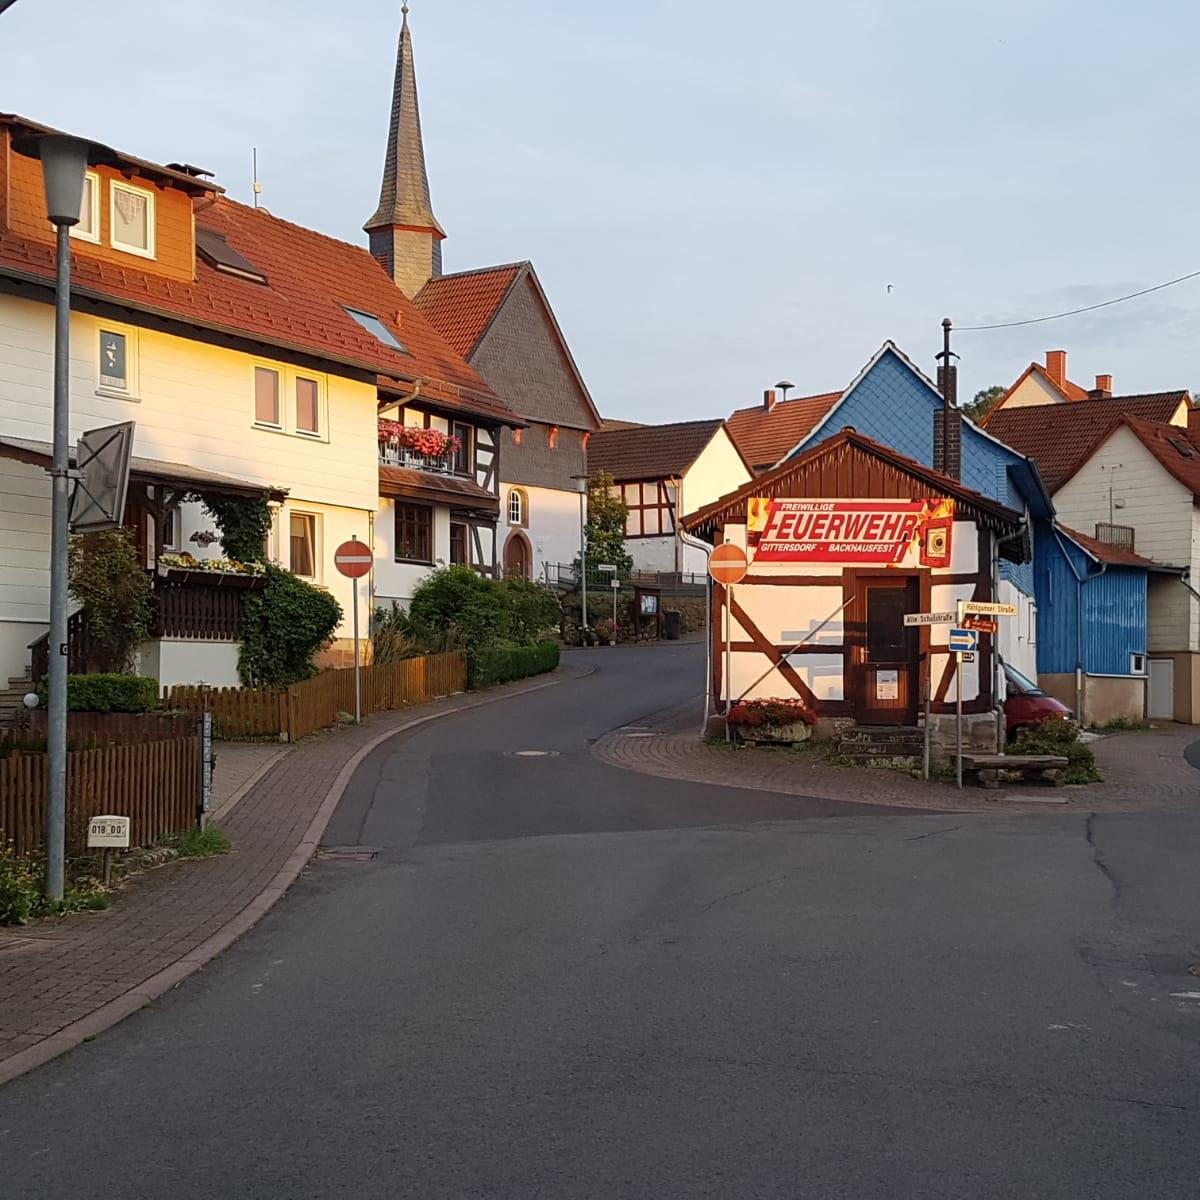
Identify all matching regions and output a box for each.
[70,172,100,244]
[110,181,155,259]
[196,227,267,284]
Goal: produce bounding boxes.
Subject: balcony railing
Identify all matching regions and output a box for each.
[379,441,455,475]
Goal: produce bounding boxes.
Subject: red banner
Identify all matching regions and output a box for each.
[747,498,954,566]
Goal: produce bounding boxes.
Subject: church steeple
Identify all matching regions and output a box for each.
[365,3,446,296]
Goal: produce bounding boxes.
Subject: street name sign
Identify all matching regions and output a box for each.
[962,601,1017,617]
[903,611,956,627]
[948,627,978,654]
[88,816,130,848]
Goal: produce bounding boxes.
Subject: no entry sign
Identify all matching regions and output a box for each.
[334,538,373,579]
[708,542,747,585]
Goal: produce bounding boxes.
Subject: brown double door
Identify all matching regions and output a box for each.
[854,576,919,725]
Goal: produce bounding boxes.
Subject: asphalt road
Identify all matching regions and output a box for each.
[4,643,1200,1198]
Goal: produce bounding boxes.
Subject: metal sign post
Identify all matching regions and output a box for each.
[708,543,749,739]
[334,538,373,724]
[955,600,965,788]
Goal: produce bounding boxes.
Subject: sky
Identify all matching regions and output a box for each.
[4,0,1199,421]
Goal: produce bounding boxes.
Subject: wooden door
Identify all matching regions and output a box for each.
[854,576,919,725]
[504,533,530,579]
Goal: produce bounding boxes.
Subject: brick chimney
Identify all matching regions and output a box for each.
[1088,373,1113,400]
[933,362,962,480]
[1045,350,1067,387]
[763,389,777,412]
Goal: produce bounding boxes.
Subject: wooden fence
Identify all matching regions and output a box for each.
[163,651,467,742]
[0,736,200,858]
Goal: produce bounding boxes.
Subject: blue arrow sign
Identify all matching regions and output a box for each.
[948,627,978,654]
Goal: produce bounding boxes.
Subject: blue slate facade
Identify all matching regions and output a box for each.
[792,346,1044,595]
[1033,525,1148,677]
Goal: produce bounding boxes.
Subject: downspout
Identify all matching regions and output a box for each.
[992,512,1029,746]
[679,527,713,735]
[1051,526,1107,724]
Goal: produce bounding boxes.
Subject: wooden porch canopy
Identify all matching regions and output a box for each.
[682,428,1026,559]
[379,464,500,517]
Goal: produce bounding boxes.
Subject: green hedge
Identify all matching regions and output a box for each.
[470,640,560,689]
[37,674,159,713]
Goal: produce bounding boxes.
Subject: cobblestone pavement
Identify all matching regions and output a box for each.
[0,667,584,1077]
[594,696,1200,814]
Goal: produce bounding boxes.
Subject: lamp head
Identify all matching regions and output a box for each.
[12,133,117,226]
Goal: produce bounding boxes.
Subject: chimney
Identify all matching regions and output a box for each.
[1088,373,1113,400]
[1045,350,1067,387]
[933,364,961,480]
[763,389,777,412]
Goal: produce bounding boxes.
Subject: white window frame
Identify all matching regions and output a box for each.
[294,373,323,438]
[288,510,321,581]
[253,364,283,430]
[95,322,138,401]
[1130,652,1147,675]
[109,180,156,259]
[508,489,523,526]
[70,171,100,245]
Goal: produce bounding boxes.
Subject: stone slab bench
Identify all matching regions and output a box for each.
[961,754,1069,789]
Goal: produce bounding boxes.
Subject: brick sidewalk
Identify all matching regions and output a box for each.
[595,699,1200,814]
[0,666,583,1082]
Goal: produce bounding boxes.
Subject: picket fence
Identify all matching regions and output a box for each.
[163,651,467,741]
[0,736,200,859]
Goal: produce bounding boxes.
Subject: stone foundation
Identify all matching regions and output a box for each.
[922,712,1000,761]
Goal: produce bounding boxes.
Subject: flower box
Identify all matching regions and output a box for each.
[156,566,266,590]
[736,720,813,744]
[727,696,817,744]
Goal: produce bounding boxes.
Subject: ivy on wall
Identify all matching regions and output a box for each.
[199,494,274,564]
[238,565,342,687]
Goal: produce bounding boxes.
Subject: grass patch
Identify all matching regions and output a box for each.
[1089,716,1149,733]
[163,824,231,859]
[0,842,108,925]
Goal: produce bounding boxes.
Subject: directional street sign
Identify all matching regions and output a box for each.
[962,601,1017,617]
[963,616,999,635]
[948,627,978,654]
[903,611,956,627]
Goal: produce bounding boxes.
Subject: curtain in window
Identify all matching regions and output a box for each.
[296,378,319,433]
[290,514,315,576]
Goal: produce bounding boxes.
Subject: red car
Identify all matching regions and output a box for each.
[1003,663,1073,737]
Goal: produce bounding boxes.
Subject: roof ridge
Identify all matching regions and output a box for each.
[426,261,529,283]
[592,417,723,435]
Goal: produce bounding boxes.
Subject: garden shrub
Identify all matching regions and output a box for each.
[239,565,343,687]
[727,697,816,729]
[1011,716,1101,784]
[409,567,511,661]
[37,674,159,713]
[500,577,562,643]
[68,530,154,672]
[470,639,560,688]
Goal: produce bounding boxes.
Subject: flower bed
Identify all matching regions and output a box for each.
[156,553,267,589]
[727,697,817,743]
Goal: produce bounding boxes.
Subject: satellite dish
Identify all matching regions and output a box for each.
[69,421,134,533]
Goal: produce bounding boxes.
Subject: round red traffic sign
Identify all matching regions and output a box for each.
[708,542,747,585]
[334,538,373,579]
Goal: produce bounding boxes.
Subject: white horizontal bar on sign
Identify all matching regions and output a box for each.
[903,611,957,626]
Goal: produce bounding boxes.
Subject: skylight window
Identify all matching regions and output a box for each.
[344,307,408,354]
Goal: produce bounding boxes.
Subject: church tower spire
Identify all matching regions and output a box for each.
[365,3,445,296]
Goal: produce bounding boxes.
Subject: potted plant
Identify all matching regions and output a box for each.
[727,696,817,744]
[595,618,616,646]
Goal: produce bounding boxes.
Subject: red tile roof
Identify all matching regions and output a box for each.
[0,192,520,427]
[725,391,841,471]
[587,419,725,482]
[983,393,1189,490]
[413,264,523,358]
[1057,525,1161,569]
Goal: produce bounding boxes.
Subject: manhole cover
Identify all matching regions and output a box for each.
[320,845,380,861]
[513,749,560,758]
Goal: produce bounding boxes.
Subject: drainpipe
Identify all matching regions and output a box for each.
[1051,526,1107,725]
[679,528,713,735]
[992,513,1029,746]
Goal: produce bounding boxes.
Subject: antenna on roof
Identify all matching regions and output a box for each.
[252,147,262,209]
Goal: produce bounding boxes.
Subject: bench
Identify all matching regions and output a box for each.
[960,754,1069,789]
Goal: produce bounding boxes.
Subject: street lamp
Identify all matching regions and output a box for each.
[13,132,114,900]
[571,473,589,638]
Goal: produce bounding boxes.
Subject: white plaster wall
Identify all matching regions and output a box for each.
[1002,372,1065,409]
[678,427,752,517]
[138,639,241,689]
[373,496,447,609]
[1053,425,1196,649]
[997,579,1038,679]
[502,485,578,580]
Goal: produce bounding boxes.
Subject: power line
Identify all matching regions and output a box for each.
[957,268,1200,332]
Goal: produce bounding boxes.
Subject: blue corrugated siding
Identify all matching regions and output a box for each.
[1033,524,1147,675]
[799,348,1037,597]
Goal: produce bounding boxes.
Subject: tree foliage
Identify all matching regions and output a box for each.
[408,566,511,660]
[962,385,1006,423]
[68,530,154,673]
[199,493,273,563]
[238,565,342,687]
[582,470,633,575]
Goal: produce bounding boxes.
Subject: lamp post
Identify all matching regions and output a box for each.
[13,133,112,900]
[571,473,589,638]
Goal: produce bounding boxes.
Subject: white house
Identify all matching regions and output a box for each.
[0,112,515,687]
[587,419,754,575]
